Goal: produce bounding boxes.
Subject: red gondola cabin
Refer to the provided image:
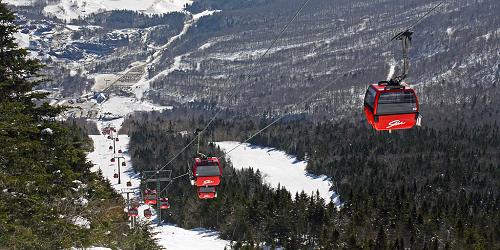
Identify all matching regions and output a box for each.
[198,186,217,199]
[128,207,138,217]
[159,198,170,209]
[192,157,222,187]
[144,189,157,205]
[363,82,420,131]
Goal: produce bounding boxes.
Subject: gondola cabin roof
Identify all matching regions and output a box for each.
[369,82,411,91]
[194,157,220,165]
[193,157,221,172]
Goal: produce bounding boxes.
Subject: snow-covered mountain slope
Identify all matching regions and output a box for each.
[7,0,499,123]
[3,0,33,6]
[216,141,341,206]
[37,0,193,21]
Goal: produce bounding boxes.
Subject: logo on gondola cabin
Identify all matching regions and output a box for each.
[203,179,214,185]
[387,120,406,129]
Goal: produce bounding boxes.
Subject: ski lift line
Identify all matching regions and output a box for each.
[159,180,173,195]
[398,0,446,37]
[256,0,313,61]
[147,0,314,179]
[225,73,346,154]
[172,172,190,180]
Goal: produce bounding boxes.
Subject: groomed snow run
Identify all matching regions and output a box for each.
[87,119,141,199]
[153,224,230,250]
[98,96,171,117]
[216,141,341,206]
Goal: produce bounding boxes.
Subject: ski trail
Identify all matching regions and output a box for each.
[387,59,396,80]
[216,141,341,207]
[85,96,229,249]
[133,10,220,99]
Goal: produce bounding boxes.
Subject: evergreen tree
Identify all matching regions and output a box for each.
[0,4,158,249]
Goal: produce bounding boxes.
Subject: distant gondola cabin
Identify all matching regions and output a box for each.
[159,198,170,209]
[198,186,217,199]
[144,189,157,205]
[128,207,138,217]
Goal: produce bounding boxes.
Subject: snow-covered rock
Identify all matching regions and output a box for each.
[71,216,90,229]
[41,128,54,135]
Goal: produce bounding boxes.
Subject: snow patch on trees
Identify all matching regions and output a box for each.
[71,216,90,229]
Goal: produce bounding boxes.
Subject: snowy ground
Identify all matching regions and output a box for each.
[41,0,193,22]
[153,224,230,250]
[91,74,120,92]
[98,95,171,115]
[216,141,341,206]
[3,0,34,6]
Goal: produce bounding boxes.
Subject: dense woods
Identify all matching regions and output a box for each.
[0,4,157,249]
[122,107,499,249]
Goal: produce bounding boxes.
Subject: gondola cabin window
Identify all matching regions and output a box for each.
[195,162,221,177]
[376,91,417,115]
[199,186,216,193]
[364,87,377,111]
